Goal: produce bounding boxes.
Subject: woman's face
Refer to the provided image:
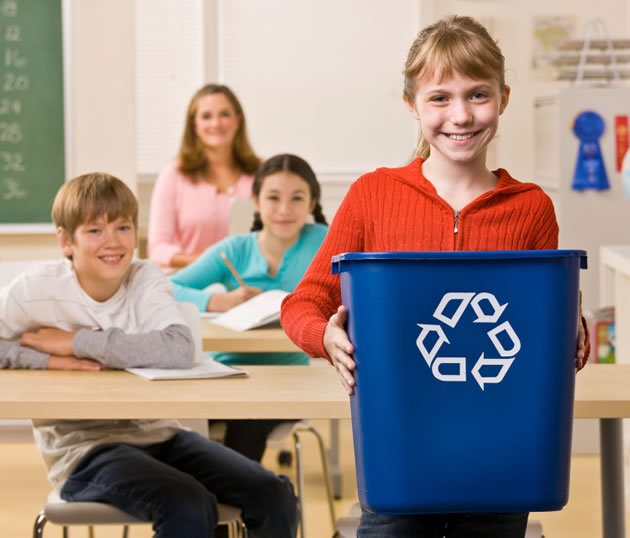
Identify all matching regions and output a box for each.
[193,93,240,150]
[254,171,316,242]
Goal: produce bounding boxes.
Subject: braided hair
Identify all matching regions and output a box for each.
[250,154,327,231]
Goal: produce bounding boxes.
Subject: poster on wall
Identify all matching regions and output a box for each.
[532,16,577,81]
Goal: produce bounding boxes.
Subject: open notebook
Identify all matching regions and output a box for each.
[210,289,289,331]
[126,302,247,380]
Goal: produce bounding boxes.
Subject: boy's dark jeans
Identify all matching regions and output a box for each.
[358,509,529,537]
[61,430,298,538]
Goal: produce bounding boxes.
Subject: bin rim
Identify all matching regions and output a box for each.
[331,249,587,273]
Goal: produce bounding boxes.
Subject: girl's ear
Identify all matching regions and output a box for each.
[56,226,73,257]
[499,85,511,115]
[403,93,421,120]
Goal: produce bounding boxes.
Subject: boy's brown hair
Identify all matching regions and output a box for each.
[51,172,138,240]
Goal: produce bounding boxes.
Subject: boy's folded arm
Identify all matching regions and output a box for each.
[72,324,194,369]
[0,339,50,369]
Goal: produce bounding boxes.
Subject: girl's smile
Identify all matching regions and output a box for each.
[405,71,510,169]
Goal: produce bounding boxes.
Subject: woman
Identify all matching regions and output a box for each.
[148,84,260,268]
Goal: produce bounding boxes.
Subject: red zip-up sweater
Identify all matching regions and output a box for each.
[281,158,589,362]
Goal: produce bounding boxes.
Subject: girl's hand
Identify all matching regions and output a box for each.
[48,355,102,371]
[576,291,586,371]
[207,286,263,312]
[21,327,75,356]
[324,306,356,395]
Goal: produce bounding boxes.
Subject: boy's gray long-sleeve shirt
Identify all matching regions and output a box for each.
[0,258,195,492]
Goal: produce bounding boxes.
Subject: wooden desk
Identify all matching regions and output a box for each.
[201,321,302,353]
[0,362,349,420]
[598,246,630,538]
[2,358,624,536]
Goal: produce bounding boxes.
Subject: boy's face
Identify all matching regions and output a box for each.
[57,215,136,302]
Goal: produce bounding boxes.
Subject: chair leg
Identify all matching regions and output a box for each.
[122,524,129,538]
[63,526,69,538]
[292,431,307,538]
[297,425,338,533]
[32,511,47,538]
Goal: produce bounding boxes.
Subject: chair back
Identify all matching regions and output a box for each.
[176,301,204,365]
[228,198,255,236]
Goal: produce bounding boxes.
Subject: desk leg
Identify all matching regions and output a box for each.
[328,419,343,499]
[600,418,625,538]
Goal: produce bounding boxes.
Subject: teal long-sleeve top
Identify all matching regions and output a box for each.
[170,223,328,365]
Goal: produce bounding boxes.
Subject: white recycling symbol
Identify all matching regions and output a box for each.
[416,292,520,391]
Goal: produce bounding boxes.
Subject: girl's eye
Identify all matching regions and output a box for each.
[200,113,211,120]
[266,195,279,201]
[471,92,488,100]
[87,228,101,234]
[119,225,131,232]
[431,95,447,103]
[292,196,305,202]
[220,110,232,118]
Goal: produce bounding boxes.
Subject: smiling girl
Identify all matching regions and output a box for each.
[281,15,589,538]
[170,153,327,461]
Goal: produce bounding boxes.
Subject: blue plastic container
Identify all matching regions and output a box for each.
[331,250,587,514]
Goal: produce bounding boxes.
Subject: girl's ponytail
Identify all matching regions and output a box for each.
[311,202,327,225]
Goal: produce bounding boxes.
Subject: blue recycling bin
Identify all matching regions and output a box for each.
[331,250,587,514]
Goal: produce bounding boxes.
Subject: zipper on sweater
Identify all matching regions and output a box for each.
[454,210,460,234]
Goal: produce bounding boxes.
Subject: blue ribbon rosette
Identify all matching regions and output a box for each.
[572,110,610,191]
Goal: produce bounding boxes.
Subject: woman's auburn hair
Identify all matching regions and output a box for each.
[177,84,260,180]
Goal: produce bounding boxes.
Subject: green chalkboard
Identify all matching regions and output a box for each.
[0,0,64,224]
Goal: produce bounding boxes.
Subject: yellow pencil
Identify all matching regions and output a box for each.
[219,251,247,288]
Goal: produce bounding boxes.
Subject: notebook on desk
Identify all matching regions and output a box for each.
[210,289,288,331]
[126,360,246,380]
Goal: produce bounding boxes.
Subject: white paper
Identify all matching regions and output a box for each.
[126,360,247,380]
[211,289,288,331]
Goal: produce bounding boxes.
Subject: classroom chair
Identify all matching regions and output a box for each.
[333,503,545,538]
[32,492,247,538]
[267,419,337,538]
[206,418,338,537]
[32,303,248,537]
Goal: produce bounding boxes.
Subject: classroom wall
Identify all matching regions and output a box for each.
[1,0,135,260]
[3,0,630,270]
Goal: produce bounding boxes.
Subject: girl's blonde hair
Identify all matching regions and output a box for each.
[177,84,260,180]
[403,15,506,159]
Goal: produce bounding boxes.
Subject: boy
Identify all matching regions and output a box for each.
[0,172,297,537]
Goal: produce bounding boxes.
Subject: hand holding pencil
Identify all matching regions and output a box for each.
[206,252,263,312]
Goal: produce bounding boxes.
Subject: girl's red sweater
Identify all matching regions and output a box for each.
[281,158,589,362]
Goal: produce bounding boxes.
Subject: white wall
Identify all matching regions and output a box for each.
[3,0,630,265]
[1,0,136,260]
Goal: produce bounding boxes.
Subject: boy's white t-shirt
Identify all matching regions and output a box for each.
[0,258,188,492]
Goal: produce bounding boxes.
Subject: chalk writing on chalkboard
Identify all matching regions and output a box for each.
[0,0,65,225]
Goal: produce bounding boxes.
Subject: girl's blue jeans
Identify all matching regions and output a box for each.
[60,430,298,538]
[358,509,529,537]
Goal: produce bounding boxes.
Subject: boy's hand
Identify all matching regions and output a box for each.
[324,306,356,395]
[48,355,102,371]
[20,327,75,356]
[576,291,586,371]
[207,286,263,312]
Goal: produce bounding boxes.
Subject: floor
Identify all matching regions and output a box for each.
[1,419,628,537]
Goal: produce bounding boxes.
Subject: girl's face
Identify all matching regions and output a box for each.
[254,171,316,242]
[406,70,510,168]
[193,93,240,149]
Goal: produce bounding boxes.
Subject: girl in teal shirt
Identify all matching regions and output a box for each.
[171,153,328,460]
